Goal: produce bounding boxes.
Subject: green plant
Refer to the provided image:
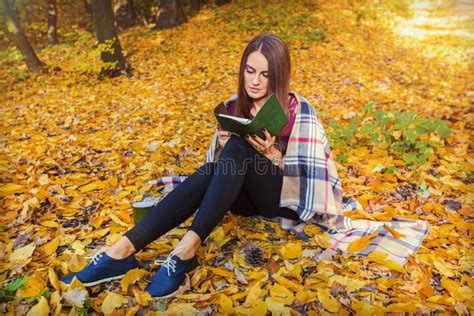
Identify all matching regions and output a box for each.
[0,276,26,301]
[78,298,93,316]
[326,102,451,167]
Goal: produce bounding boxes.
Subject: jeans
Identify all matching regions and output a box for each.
[124,135,298,251]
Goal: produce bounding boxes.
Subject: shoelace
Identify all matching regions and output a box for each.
[154,245,186,276]
[91,251,105,265]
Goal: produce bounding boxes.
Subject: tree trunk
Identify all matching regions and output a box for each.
[91,0,130,77]
[190,0,200,11]
[215,0,230,5]
[0,0,44,72]
[47,0,58,44]
[16,1,32,25]
[78,0,93,31]
[154,0,186,30]
[83,0,92,16]
[113,0,136,30]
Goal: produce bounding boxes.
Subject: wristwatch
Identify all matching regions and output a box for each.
[271,156,282,166]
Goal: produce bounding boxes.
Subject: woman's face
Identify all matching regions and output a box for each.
[244,51,269,101]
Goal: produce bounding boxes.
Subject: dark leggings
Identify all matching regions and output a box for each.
[124,135,299,251]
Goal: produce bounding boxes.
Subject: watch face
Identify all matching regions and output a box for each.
[272,158,281,165]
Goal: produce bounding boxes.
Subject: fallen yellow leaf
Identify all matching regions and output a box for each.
[110,213,129,227]
[441,277,463,301]
[295,290,318,304]
[268,283,295,305]
[280,242,302,259]
[132,287,153,306]
[38,174,49,185]
[346,232,379,253]
[210,267,235,279]
[16,272,46,299]
[40,220,60,228]
[317,288,340,312]
[79,181,107,192]
[235,299,267,315]
[243,282,261,307]
[303,225,321,237]
[265,297,292,316]
[385,225,406,239]
[274,275,304,292]
[0,183,24,195]
[9,243,36,262]
[432,257,456,278]
[314,233,332,248]
[39,237,59,257]
[101,292,128,315]
[49,291,62,315]
[218,294,234,314]
[121,268,148,292]
[26,296,49,316]
[367,252,406,274]
[48,267,61,291]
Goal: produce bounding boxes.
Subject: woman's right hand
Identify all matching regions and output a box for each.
[217,126,231,148]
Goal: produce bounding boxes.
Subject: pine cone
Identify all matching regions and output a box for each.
[243,242,265,266]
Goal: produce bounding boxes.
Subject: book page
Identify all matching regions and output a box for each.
[217,114,251,125]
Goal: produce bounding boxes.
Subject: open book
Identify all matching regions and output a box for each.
[214,93,288,140]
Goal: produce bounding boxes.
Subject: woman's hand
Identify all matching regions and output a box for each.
[245,129,283,163]
[217,125,231,148]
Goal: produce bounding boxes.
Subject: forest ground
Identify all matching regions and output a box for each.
[0,0,473,314]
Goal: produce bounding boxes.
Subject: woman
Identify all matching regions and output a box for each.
[61,33,342,298]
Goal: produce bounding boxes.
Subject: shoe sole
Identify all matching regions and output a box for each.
[151,274,191,299]
[63,274,126,287]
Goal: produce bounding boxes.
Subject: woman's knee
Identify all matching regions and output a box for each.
[221,136,253,156]
[195,162,215,177]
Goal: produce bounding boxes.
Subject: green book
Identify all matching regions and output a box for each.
[214,93,289,140]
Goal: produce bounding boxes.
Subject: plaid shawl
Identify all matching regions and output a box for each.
[147,92,428,264]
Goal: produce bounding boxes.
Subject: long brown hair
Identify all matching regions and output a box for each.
[235,33,291,121]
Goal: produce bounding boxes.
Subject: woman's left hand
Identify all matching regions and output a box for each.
[245,129,282,161]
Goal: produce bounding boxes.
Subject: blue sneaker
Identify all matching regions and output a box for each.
[61,251,138,286]
[145,246,199,298]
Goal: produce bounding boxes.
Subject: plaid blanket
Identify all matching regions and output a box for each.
[147,92,428,264]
